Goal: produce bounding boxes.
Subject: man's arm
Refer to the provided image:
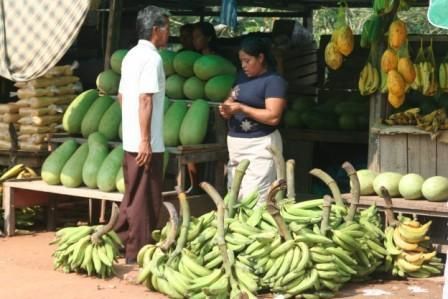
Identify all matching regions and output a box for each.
[135,93,153,167]
[117,93,123,106]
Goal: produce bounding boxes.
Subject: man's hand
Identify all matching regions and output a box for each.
[135,139,152,168]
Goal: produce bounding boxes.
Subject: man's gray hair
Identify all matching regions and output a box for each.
[136,5,170,40]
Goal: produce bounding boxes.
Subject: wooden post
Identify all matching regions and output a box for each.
[367,1,400,171]
[104,0,123,70]
[303,9,313,33]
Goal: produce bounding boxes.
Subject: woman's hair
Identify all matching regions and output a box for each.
[240,37,277,71]
[136,5,170,40]
[194,22,218,51]
[180,23,194,34]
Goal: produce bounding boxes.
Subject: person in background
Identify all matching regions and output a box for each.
[114,5,170,264]
[178,23,195,51]
[192,21,218,54]
[219,37,287,203]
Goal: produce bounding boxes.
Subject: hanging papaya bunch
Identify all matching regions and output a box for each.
[324,1,354,70]
[385,46,408,108]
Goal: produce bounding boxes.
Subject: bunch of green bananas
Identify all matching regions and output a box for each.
[358,62,380,96]
[439,62,448,92]
[386,217,443,278]
[51,225,123,278]
[135,160,443,299]
[412,61,438,96]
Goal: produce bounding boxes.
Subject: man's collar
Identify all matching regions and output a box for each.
[138,39,157,50]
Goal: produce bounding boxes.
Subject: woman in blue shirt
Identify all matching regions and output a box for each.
[219,37,287,203]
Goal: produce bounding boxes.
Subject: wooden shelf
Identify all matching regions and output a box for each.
[342,193,448,218]
[281,128,368,144]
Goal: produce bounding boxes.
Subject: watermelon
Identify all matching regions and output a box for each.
[110,49,128,74]
[96,70,120,95]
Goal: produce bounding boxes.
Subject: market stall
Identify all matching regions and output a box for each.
[1,0,448,298]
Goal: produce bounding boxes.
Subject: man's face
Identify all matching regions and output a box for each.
[154,17,170,48]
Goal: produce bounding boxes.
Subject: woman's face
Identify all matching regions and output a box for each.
[239,50,265,77]
[179,28,194,50]
[193,28,208,52]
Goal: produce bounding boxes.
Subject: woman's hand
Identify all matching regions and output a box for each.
[219,97,240,119]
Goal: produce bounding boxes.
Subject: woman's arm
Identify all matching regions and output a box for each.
[220,97,286,126]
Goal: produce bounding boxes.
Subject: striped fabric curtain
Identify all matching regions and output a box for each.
[427,0,448,29]
[0,0,90,82]
[219,0,238,30]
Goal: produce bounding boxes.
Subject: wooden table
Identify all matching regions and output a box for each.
[1,179,179,236]
[169,144,227,194]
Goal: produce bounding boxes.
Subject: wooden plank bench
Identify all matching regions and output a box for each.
[1,179,179,237]
[342,193,448,252]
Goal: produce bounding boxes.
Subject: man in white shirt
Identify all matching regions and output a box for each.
[113,5,169,264]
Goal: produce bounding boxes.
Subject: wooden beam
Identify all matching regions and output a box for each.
[104,0,123,70]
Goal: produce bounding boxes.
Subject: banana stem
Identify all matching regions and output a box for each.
[267,145,286,202]
[342,161,360,222]
[320,195,332,236]
[227,159,250,218]
[91,203,119,245]
[309,168,344,206]
[380,186,398,227]
[266,179,291,241]
[200,182,233,278]
[286,159,296,201]
[168,192,190,264]
[160,202,179,252]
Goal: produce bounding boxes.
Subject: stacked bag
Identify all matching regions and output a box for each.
[0,63,82,151]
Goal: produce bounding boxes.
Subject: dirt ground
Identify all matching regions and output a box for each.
[0,232,444,299]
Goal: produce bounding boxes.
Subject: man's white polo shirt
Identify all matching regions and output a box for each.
[119,40,165,153]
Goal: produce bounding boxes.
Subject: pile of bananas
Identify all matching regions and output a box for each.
[0,163,40,233]
[439,62,448,93]
[51,204,123,278]
[385,217,443,278]
[384,107,420,125]
[358,62,380,96]
[384,107,448,133]
[415,108,448,133]
[134,158,443,299]
[0,163,38,186]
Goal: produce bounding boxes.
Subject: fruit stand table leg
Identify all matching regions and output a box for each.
[2,185,15,236]
[46,196,57,232]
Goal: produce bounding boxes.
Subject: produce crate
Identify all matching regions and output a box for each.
[371,124,448,177]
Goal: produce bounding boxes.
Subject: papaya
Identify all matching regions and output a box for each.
[325,42,343,71]
[387,70,406,97]
[381,49,398,73]
[334,26,354,56]
[388,19,407,50]
[397,57,416,84]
